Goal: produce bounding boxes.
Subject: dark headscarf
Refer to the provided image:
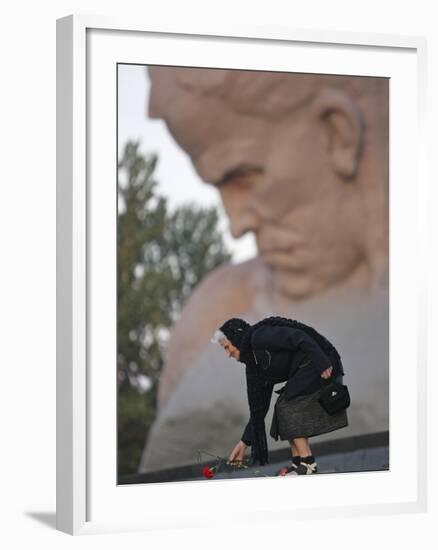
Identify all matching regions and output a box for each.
[219,317,252,351]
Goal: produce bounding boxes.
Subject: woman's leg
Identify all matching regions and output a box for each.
[292,437,312,457]
[283,441,302,474]
[291,437,317,474]
[281,438,316,476]
[290,440,299,457]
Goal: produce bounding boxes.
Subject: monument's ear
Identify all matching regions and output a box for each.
[314,87,364,179]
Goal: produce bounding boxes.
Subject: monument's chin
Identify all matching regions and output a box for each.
[270,269,316,302]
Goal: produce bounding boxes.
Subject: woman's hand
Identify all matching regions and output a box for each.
[227,440,247,465]
[320,366,333,379]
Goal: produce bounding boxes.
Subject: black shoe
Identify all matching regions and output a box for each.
[293,455,318,475]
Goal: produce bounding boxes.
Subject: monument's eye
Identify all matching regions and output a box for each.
[216,164,264,188]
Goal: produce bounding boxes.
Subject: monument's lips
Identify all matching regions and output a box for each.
[262,251,305,271]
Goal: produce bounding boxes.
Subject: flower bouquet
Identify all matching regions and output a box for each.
[197,450,269,479]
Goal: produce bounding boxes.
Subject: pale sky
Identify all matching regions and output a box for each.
[117,64,257,264]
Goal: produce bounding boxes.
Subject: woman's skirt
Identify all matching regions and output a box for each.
[270,386,348,441]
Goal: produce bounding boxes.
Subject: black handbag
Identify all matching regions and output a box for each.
[318,375,351,415]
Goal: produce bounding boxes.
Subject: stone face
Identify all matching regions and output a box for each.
[138,68,389,473]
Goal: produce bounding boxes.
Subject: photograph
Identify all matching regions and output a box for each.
[116,63,390,485]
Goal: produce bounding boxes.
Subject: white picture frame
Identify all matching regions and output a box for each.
[56,14,428,536]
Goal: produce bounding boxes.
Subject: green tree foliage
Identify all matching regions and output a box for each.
[117,141,233,476]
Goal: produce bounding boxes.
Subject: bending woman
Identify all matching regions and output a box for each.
[211,315,348,475]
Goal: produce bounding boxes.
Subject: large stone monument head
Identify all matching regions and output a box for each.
[148,67,388,300]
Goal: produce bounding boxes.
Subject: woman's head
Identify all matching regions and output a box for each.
[210,317,252,360]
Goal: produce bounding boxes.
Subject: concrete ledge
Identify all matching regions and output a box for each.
[118,430,389,485]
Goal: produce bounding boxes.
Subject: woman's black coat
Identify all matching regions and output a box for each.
[240,323,344,447]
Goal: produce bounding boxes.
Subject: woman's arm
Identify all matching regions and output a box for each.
[241,419,254,446]
[283,362,325,399]
[298,332,332,374]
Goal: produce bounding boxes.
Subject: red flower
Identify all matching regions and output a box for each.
[202,466,215,479]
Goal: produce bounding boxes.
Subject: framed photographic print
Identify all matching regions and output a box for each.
[56,14,428,535]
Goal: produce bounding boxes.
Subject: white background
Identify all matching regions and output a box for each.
[0,0,435,547]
